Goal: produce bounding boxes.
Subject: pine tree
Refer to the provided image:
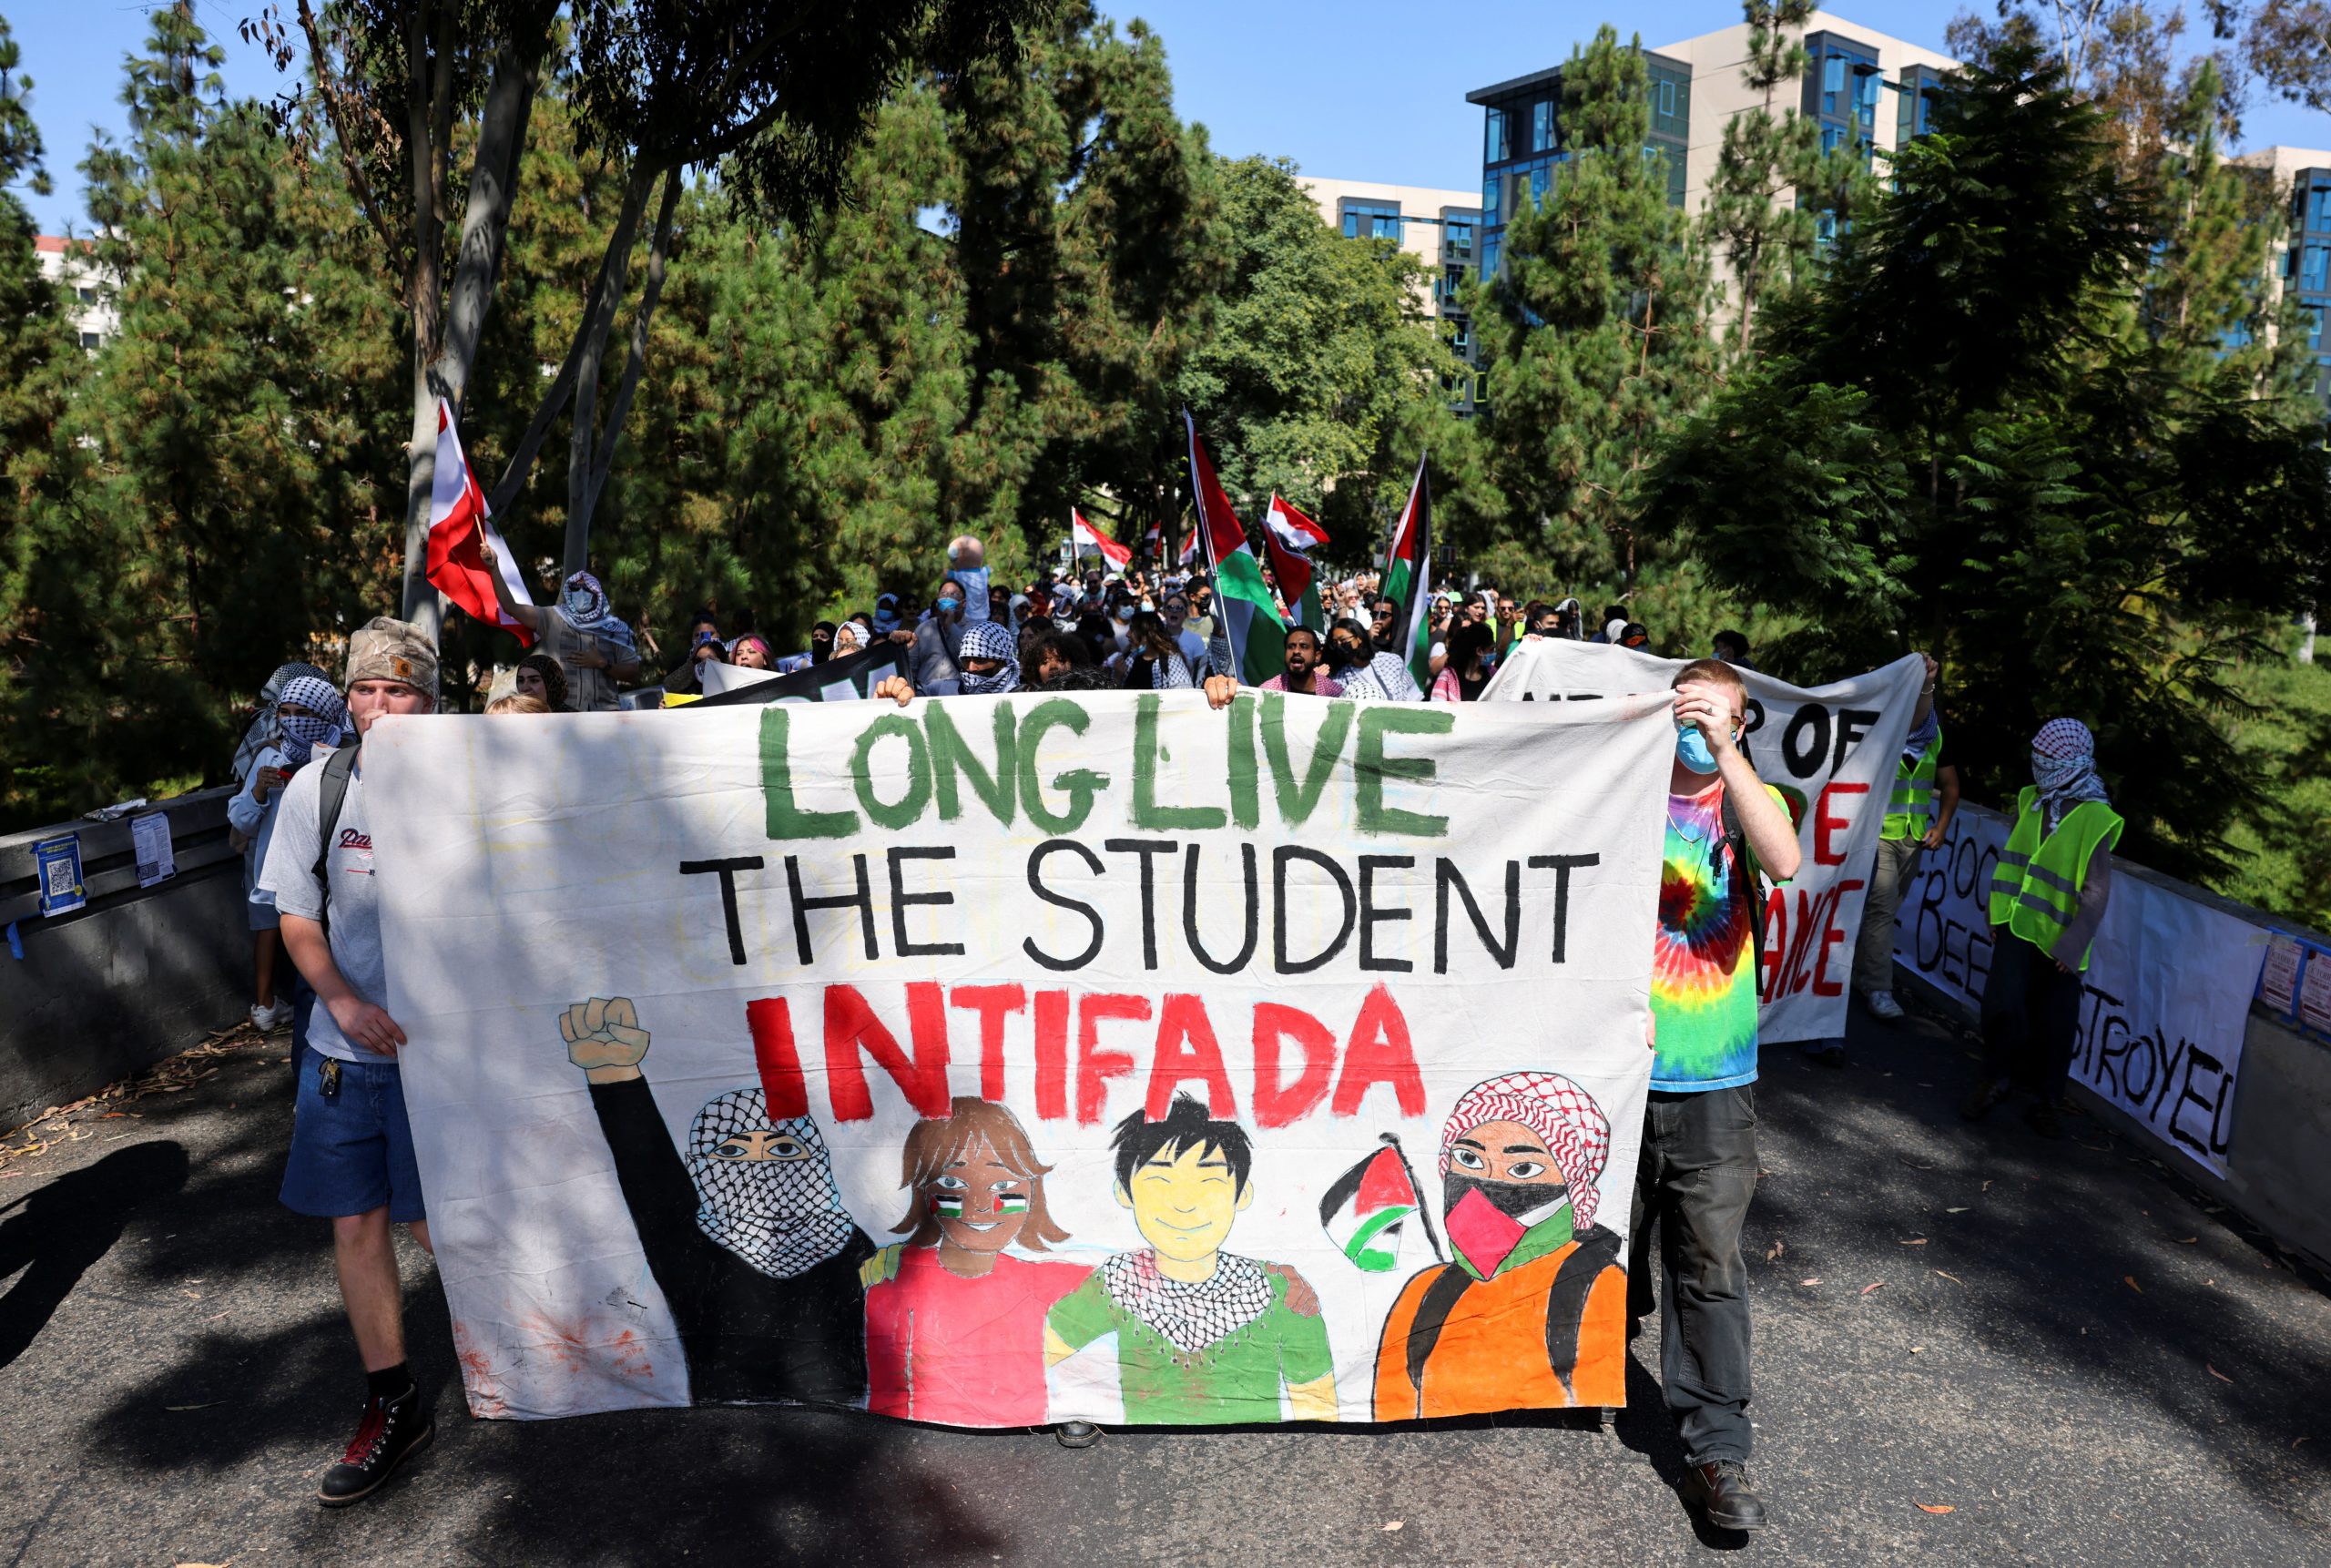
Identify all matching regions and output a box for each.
[1473,25,1715,585]
[1702,0,1822,355]
[0,14,105,826]
[1642,44,2331,881]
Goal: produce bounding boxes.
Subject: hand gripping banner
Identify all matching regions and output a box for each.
[1485,642,1926,1044]
[364,690,1674,1422]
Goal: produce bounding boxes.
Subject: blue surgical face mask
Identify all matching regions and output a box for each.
[936,596,962,616]
[1675,726,1720,775]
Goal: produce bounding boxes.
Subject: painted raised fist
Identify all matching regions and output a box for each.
[561,996,650,1084]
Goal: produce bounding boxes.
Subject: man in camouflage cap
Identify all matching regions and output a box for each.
[257,613,440,1505]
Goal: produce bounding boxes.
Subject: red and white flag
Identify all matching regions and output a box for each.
[423,399,534,646]
[1071,508,1134,570]
[1262,494,1328,629]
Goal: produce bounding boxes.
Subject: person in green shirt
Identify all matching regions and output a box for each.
[1044,1095,1334,1424]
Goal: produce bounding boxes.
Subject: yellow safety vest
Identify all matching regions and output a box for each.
[1882,727,1943,841]
[1987,786,2122,971]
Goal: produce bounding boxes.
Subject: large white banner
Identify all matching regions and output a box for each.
[1485,642,1925,1044]
[1890,804,2268,1176]
[365,690,1674,1422]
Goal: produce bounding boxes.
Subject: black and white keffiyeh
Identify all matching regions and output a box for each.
[685,1090,856,1279]
[1102,1249,1273,1356]
[956,618,1021,696]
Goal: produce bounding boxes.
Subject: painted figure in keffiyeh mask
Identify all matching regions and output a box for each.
[566,999,873,1406]
[1043,1095,1335,1425]
[955,618,1021,696]
[1373,1070,1628,1419]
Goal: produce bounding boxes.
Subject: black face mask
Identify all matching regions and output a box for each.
[1443,1172,1566,1222]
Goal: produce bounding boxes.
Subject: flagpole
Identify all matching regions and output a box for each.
[1379,1132,1444,1262]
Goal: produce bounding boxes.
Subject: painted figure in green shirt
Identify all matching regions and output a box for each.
[1043,1095,1335,1423]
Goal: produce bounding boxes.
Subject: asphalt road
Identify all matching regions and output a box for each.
[2,1003,2326,1568]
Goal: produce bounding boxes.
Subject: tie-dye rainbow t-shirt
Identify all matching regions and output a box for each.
[1650,780,1785,1092]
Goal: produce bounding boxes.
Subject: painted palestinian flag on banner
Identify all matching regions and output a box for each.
[1071,508,1133,570]
[1380,452,1432,692]
[1318,1139,1440,1274]
[1263,494,1328,631]
[1183,411,1285,685]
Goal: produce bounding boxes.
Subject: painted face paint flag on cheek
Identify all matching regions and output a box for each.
[364,689,1674,1424]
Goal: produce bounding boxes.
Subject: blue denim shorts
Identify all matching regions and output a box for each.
[280,1046,426,1222]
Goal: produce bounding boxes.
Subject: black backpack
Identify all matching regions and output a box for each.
[308,743,360,937]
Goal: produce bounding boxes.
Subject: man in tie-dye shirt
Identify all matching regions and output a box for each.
[1632,657,1800,1534]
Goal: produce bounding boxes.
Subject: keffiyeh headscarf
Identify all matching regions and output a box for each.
[686,1090,857,1279]
[275,675,348,765]
[1103,1248,1274,1358]
[557,571,636,656]
[956,618,1021,696]
[1440,1071,1612,1230]
[2031,717,2111,823]
[234,662,333,783]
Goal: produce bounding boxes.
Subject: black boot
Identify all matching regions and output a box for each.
[318,1384,433,1507]
[1959,1075,2010,1122]
[1680,1460,1768,1531]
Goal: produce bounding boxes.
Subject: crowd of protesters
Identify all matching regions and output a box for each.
[222,527,2117,1534]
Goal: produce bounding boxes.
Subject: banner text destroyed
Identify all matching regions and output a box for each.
[368,691,1674,1423]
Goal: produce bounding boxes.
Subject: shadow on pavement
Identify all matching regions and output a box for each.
[0,1139,189,1370]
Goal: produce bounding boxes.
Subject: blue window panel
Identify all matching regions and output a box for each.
[2307,306,2325,351]
[1822,55,1846,115]
[1485,107,1508,163]
[1531,161,1551,204]
[1658,79,1676,117]
[1532,99,1554,154]
[2310,188,2331,229]
[1854,66,1880,130]
[1821,123,1847,155]
[1343,199,1401,241]
[1481,176,1500,225]
[1482,233,1502,279]
[2302,243,2329,290]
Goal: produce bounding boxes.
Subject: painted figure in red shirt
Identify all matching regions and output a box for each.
[860,1098,1089,1426]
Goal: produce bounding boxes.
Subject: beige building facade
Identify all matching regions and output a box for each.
[1298,177,1485,409]
[36,236,118,350]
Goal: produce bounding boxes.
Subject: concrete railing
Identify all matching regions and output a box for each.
[0,787,254,1130]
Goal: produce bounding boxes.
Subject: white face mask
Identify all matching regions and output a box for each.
[1139,597,1155,612]
[563,589,594,618]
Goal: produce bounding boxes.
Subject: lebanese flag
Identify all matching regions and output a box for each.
[1380,451,1432,690]
[1318,1138,1441,1274]
[1262,494,1328,631]
[422,399,534,646]
[1184,412,1284,685]
[1071,508,1133,570]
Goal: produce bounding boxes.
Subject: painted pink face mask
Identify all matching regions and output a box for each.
[1442,1176,1571,1278]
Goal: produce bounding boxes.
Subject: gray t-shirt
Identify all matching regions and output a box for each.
[257,754,388,1064]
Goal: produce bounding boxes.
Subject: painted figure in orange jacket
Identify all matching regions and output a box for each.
[1373,1071,1626,1419]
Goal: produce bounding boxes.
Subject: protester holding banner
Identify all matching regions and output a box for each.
[257,616,443,1508]
[1121,611,1196,689]
[1852,654,1956,1028]
[1634,658,1800,1535]
[1430,622,1495,702]
[1962,718,2122,1138]
[911,575,970,695]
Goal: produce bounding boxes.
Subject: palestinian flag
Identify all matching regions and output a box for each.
[1263,494,1328,632]
[1318,1137,1440,1274]
[1184,411,1284,685]
[1380,452,1432,691]
[1071,508,1133,570]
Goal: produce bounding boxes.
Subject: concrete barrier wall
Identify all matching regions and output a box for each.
[0,788,252,1130]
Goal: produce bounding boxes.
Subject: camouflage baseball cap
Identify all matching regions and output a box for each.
[344,616,440,700]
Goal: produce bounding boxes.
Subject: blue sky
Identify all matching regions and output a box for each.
[11,0,2329,234]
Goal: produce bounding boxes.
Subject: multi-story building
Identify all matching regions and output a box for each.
[36,236,117,351]
[2234,147,2331,401]
[1466,11,1957,277]
[1299,177,1484,410]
